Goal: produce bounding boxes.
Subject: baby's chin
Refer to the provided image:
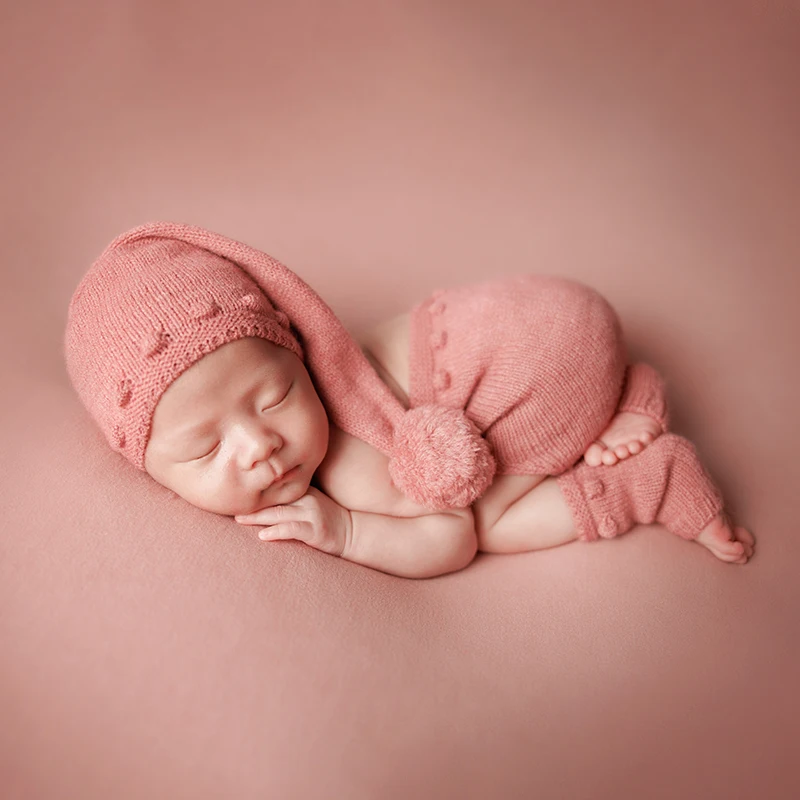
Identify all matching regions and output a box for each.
[241,479,310,515]
[160,472,312,517]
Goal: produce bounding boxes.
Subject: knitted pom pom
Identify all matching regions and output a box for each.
[388,405,496,509]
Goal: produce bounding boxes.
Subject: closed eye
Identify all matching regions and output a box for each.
[261,383,293,412]
[191,442,220,461]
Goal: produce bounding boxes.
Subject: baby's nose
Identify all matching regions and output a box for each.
[232,424,281,469]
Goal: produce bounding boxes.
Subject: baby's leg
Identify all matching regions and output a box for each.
[476,476,577,554]
[478,434,755,564]
[584,363,669,467]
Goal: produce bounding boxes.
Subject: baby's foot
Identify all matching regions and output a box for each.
[695,511,755,565]
[584,411,662,467]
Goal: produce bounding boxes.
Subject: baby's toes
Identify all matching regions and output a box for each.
[721,542,747,564]
[627,440,643,456]
[718,543,745,562]
[614,445,632,461]
[737,529,755,559]
[601,448,620,466]
[728,540,745,556]
[584,443,604,466]
[737,527,755,548]
[639,430,656,445]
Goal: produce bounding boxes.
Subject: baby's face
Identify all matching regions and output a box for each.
[144,337,329,516]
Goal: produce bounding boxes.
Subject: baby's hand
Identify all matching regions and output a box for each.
[235,486,352,557]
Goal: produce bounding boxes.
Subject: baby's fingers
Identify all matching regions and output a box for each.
[236,505,314,546]
[236,512,269,526]
[257,522,305,541]
[236,504,291,526]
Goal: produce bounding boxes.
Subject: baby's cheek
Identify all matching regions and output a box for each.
[178,468,235,514]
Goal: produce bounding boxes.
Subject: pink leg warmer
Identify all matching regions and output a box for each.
[556,433,724,542]
[616,362,670,432]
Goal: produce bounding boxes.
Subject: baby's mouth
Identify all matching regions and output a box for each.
[260,464,300,494]
[273,464,300,484]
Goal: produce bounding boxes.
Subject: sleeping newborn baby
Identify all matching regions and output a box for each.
[64,221,754,578]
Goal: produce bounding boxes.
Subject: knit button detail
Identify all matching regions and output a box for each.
[117,378,133,408]
[587,479,604,499]
[599,515,618,539]
[239,293,261,311]
[190,300,221,320]
[433,370,452,391]
[430,329,448,349]
[111,425,126,450]
[140,327,171,358]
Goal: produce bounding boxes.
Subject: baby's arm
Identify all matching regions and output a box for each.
[236,487,477,579]
[345,507,476,579]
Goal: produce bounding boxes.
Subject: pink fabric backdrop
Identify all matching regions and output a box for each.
[2,1,798,798]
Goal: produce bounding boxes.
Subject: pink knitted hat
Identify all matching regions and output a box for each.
[64,221,495,510]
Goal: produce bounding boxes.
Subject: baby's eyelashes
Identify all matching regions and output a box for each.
[261,383,293,411]
[193,443,220,460]
[179,441,219,462]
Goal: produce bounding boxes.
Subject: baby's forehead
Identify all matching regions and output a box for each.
[225,342,300,386]
[152,337,298,426]
[175,337,292,391]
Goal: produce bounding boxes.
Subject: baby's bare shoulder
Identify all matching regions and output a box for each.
[314,422,434,517]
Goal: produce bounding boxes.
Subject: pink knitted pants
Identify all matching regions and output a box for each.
[408,276,726,541]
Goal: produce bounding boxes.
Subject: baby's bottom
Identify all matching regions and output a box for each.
[474,433,755,565]
[409,274,628,476]
[408,276,754,562]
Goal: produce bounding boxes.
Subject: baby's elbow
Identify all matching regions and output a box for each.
[451,524,479,573]
[426,510,478,578]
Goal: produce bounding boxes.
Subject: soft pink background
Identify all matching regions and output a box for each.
[2,1,798,798]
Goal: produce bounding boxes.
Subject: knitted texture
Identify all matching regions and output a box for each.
[616,362,670,431]
[64,221,496,509]
[408,275,629,476]
[65,221,678,511]
[556,433,724,542]
[65,237,301,467]
[389,406,496,509]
